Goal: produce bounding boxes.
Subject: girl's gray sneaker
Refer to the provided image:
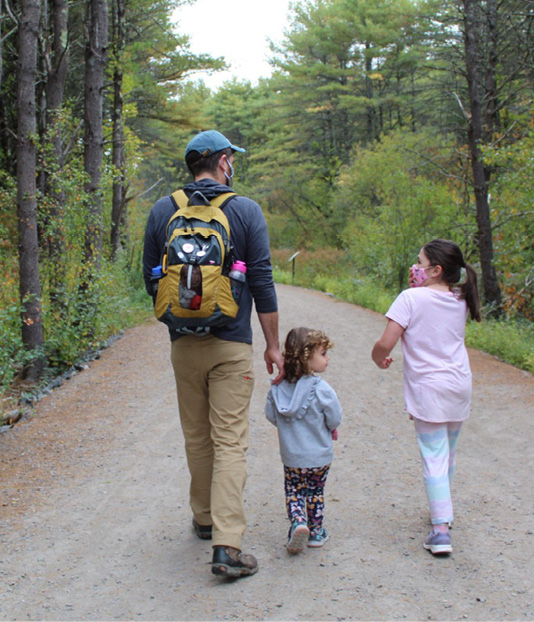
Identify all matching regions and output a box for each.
[423,529,452,555]
[308,527,329,548]
[286,520,309,554]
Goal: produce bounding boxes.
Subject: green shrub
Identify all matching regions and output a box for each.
[41,256,151,373]
[273,267,393,316]
[0,302,25,392]
[0,257,151,397]
[466,319,534,373]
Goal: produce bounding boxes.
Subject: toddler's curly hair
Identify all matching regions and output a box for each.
[283,327,333,383]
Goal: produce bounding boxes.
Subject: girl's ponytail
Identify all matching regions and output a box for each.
[460,263,481,322]
[423,239,481,322]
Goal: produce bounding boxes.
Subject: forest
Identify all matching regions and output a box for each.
[1,0,534,414]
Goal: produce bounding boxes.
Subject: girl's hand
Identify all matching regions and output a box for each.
[331,429,338,441]
[372,320,404,369]
[377,356,393,369]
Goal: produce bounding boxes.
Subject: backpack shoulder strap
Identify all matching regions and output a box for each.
[170,189,188,211]
[209,192,237,210]
[170,189,237,212]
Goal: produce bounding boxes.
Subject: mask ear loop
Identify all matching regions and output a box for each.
[221,155,234,185]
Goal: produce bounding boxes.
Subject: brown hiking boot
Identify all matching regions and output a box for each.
[211,546,258,578]
[192,518,212,540]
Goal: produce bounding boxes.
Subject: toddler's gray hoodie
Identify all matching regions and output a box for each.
[265,375,342,468]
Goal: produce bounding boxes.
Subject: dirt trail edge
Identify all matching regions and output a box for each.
[1,284,533,622]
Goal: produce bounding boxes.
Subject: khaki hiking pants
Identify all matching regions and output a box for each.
[171,335,255,550]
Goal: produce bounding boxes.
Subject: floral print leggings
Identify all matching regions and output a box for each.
[284,464,330,535]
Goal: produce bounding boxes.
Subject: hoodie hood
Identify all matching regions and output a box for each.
[183,178,232,203]
[269,376,320,421]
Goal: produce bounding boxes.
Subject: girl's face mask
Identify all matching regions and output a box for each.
[410,264,430,287]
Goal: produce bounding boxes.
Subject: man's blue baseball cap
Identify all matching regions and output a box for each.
[185,130,246,159]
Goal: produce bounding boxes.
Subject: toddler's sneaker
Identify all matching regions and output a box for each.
[308,527,329,548]
[286,520,309,554]
[423,529,452,555]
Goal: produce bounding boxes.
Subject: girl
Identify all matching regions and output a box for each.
[265,327,342,554]
[372,239,480,555]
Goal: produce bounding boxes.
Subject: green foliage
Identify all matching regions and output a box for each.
[271,247,393,314]
[0,234,150,396]
[131,80,214,197]
[466,319,534,374]
[483,118,534,320]
[0,172,17,255]
[337,129,474,290]
[271,0,437,151]
[0,178,23,391]
[0,302,29,392]
[264,211,303,250]
[0,99,151,395]
[42,255,151,372]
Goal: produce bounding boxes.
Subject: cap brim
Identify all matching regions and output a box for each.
[230,144,246,153]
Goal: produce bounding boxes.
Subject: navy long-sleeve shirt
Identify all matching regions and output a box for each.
[142,178,278,343]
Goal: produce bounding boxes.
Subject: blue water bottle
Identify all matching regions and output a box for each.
[151,265,163,300]
[229,260,246,303]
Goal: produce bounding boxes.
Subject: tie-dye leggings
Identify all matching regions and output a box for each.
[283,464,330,534]
[413,418,463,525]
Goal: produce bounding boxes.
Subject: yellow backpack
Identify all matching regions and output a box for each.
[154,190,243,336]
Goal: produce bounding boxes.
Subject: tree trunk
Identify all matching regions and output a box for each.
[0,0,4,91]
[44,0,69,305]
[462,0,502,314]
[364,41,378,142]
[83,0,108,271]
[110,0,125,260]
[17,0,45,379]
[484,0,500,138]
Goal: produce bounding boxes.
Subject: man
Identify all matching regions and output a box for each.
[143,130,284,578]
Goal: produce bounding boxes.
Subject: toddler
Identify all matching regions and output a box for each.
[265,327,342,554]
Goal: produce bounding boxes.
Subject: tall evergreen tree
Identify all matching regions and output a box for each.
[83,0,108,270]
[462,0,502,313]
[42,0,69,305]
[17,0,45,378]
[110,0,126,259]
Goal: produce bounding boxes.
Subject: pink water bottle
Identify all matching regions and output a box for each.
[229,260,246,302]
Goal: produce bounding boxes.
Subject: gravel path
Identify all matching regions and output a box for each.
[1,284,533,621]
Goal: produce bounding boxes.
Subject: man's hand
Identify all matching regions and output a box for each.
[258,311,285,384]
[265,347,285,385]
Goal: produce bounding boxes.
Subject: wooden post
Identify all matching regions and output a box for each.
[288,251,300,282]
